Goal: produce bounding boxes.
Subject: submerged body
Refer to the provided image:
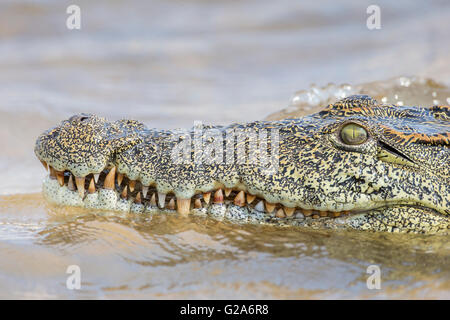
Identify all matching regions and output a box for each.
[35,96,449,234]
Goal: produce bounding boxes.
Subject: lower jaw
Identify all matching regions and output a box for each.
[42,176,357,228]
[41,177,449,234]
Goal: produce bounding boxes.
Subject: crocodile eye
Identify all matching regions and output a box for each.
[340,123,368,145]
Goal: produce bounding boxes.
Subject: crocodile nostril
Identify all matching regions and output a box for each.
[79,116,89,122]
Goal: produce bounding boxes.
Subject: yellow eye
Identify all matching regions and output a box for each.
[340,123,368,145]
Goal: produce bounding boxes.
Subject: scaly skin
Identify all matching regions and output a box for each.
[34,96,450,234]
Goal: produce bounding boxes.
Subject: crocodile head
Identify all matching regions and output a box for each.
[34,96,449,234]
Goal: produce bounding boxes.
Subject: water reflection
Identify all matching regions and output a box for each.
[29,195,449,298]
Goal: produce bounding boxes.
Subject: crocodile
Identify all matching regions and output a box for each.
[34,95,450,234]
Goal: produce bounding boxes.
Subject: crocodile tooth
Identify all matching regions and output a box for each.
[194,198,202,209]
[254,201,265,212]
[75,177,85,198]
[68,175,75,191]
[301,209,313,216]
[167,198,175,210]
[234,191,245,207]
[284,207,295,217]
[246,194,256,204]
[331,212,341,217]
[213,189,224,204]
[55,170,64,186]
[40,160,48,171]
[319,211,328,217]
[129,180,136,192]
[49,166,56,178]
[203,192,211,204]
[276,208,285,218]
[93,173,100,184]
[150,193,157,206]
[88,178,96,194]
[104,166,116,190]
[158,193,166,208]
[295,212,305,219]
[117,173,124,186]
[135,192,142,204]
[224,188,232,197]
[265,201,276,213]
[121,186,128,199]
[142,186,149,198]
[177,198,191,214]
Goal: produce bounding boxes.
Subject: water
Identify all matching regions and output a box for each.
[0,0,449,299]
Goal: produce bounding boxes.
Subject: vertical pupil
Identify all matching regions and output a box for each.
[340,123,367,145]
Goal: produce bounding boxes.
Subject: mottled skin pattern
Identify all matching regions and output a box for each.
[35,96,449,234]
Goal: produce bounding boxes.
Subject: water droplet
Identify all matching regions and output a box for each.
[399,77,411,87]
[340,84,352,91]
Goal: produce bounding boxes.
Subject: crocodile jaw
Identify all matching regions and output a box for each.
[40,173,449,234]
[34,96,450,234]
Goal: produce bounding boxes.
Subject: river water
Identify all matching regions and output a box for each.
[0,0,449,299]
